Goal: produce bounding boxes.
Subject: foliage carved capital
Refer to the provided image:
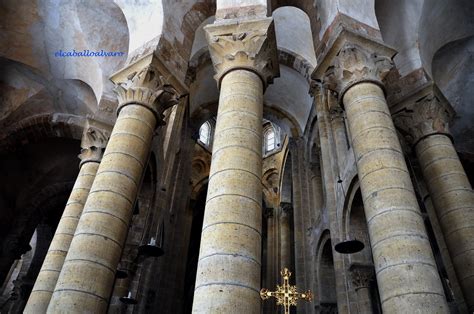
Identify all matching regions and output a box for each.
[394,91,454,146]
[114,65,179,122]
[205,17,279,89]
[324,43,393,100]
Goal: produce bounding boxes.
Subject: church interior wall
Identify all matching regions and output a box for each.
[0,0,473,313]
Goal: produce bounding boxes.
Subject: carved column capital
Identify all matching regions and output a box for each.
[324,43,393,102]
[394,90,455,146]
[113,65,179,124]
[79,120,110,166]
[204,17,279,89]
[349,263,374,290]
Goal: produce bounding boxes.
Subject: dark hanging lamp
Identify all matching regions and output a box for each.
[120,291,138,305]
[138,219,165,257]
[335,239,365,254]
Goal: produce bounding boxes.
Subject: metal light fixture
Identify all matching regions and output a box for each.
[119,291,137,305]
[335,239,365,254]
[138,220,165,257]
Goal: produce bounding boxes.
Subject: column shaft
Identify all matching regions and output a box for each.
[416,134,474,311]
[192,70,263,313]
[356,287,372,314]
[343,82,448,313]
[279,209,291,269]
[331,112,348,171]
[48,105,156,313]
[24,161,99,313]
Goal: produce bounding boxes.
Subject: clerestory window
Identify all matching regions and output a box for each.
[199,121,211,146]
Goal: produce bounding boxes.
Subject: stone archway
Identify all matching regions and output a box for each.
[316,232,337,314]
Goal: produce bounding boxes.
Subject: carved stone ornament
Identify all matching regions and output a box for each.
[394,92,454,146]
[114,65,179,122]
[204,17,279,88]
[349,263,374,290]
[309,80,323,97]
[324,43,393,101]
[78,121,111,165]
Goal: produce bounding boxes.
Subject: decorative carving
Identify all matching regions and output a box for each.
[114,65,179,122]
[349,263,374,290]
[394,92,454,145]
[205,17,279,88]
[78,121,111,165]
[324,43,393,101]
[309,80,323,97]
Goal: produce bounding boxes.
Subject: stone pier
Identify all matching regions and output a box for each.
[24,123,108,313]
[191,18,278,313]
[322,41,449,313]
[395,89,474,312]
[47,64,178,313]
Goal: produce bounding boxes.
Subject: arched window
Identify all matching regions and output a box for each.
[265,127,275,153]
[199,121,211,146]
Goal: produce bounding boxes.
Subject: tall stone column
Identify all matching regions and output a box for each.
[324,43,448,313]
[47,65,178,313]
[395,90,474,312]
[24,123,108,313]
[330,97,348,171]
[192,18,278,313]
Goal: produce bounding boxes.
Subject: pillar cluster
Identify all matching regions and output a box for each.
[45,64,178,313]
[25,123,109,313]
[395,88,474,312]
[321,41,449,313]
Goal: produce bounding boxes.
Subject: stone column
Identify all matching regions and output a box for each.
[47,65,178,313]
[324,43,448,313]
[24,123,108,313]
[395,90,474,312]
[311,82,349,313]
[263,207,278,314]
[309,160,323,223]
[349,263,374,314]
[330,97,348,171]
[279,202,292,270]
[192,18,278,313]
